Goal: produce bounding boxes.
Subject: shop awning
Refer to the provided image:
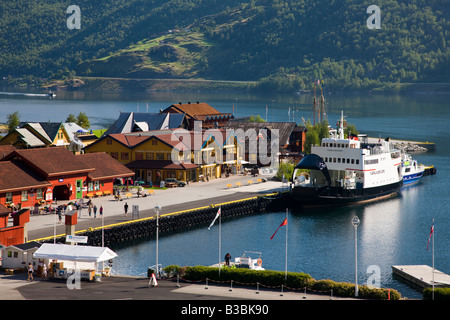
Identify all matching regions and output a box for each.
[33,243,118,263]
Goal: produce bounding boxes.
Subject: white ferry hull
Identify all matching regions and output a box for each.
[290,179,403,206]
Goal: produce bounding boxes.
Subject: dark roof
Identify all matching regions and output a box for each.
[10,241,41,251]
[3,147,95,178]
[103,112,186,135]
[0,160,52,192]
[0,145,16,159]
[222,122,297,152]
[77,152,135,180]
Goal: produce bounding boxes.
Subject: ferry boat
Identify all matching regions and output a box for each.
[291,112,403,206]
[401,153,425,185]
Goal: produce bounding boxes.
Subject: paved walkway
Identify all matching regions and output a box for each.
[0,273,356,301]
[23,172,287,241]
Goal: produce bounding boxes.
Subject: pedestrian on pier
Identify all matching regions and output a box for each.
[27,263,34,281]
[99,206,103,217]
[124,202,128,216]
[93,205,97,218]
[224,253,231,267]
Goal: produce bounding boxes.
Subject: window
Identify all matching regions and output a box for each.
[5,192,12,203]
[110,152,118,160]
[146,153,154,160]
[88,182,93,191]
[167,153,171,161]
[94,181,100,190]
[36,188,43,199]
[152,140,158,145]
[135,152,144,160]
[156,153,164,160]
[21,190,28,202]
[121,152,129,161]
[107,138,112,145]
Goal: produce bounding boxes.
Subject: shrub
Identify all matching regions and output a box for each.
[166,265,400,299]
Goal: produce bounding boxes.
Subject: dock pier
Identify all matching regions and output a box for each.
[392,265,450,290]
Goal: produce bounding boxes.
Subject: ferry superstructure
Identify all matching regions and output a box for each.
[291,112,403,206]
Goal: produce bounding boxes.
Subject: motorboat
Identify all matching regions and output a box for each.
[401,153,425,185]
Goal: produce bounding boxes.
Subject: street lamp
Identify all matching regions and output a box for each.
[154,204,161,278]
[352,215,360,297]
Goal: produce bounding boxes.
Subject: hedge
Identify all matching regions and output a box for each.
[423,287,450,300]
[163,265,401,300]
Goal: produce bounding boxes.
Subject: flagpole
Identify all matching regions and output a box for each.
[432,218,435,300]
[219,210,221,278]
[285,208,288,281]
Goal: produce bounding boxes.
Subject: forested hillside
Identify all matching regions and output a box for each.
[0,0,449,92]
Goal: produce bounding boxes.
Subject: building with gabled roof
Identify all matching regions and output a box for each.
[163,102,233,130]
[0,147,134,208]
[103,112,188,136]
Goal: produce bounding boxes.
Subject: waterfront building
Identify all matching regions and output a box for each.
[223,121,305,165]
[0,122,98,153]
[84,128,243,184]
[0,122,71,149]
[0,147,134,209]
[163,102,234,130]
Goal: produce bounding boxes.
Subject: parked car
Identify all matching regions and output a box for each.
[164,178,187,187]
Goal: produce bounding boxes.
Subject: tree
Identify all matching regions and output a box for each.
[7,111,20,132]
[248,115,266,122]
[76,112,90,129]
[66,113,77,123]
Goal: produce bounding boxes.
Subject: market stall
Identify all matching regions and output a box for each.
[33,243,117,281]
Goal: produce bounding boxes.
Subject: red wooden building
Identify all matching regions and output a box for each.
[0,147,134,209]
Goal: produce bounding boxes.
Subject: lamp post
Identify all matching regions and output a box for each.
[352,215,360,297]
[154,204,161,278]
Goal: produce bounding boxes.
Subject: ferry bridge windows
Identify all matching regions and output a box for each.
[323,157,359,165]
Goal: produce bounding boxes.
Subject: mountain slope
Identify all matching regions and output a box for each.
[0,0,449,91]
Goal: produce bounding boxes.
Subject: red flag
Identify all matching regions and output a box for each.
[427,223,434,251]
[270,218,287,240]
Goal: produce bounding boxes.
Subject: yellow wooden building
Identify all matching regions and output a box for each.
[0,122,70,149]
[84,129,243,184]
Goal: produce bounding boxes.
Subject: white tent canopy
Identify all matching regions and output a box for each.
[33,243,118,263]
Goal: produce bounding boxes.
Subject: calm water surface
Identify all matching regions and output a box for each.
[1,88,449,299]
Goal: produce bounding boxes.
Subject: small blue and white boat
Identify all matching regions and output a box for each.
[401,153,425,185]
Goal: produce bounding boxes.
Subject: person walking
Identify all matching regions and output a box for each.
[27,263,34,281]
[93,205,97,218]
[41,263,48,281]
[99,206,103,217]
[124,202,128,216]
[88,203,92,217]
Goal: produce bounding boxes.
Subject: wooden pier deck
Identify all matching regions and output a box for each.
[392,265,450,289]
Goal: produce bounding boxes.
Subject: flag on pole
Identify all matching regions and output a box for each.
[270,218,287,240]
[208,207,221,230]
[427,222,434,251]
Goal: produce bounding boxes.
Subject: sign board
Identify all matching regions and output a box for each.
[132,205,139,219]
[66,235,88,244]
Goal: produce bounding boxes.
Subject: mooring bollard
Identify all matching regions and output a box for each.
[256,282,259,294]
[280,284,284,296]
[176,275,180,287]
[229,280,233,292]
[303,287,307,299]
[205,278,208,289]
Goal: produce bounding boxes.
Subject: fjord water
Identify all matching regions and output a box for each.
[1,88,449,299]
